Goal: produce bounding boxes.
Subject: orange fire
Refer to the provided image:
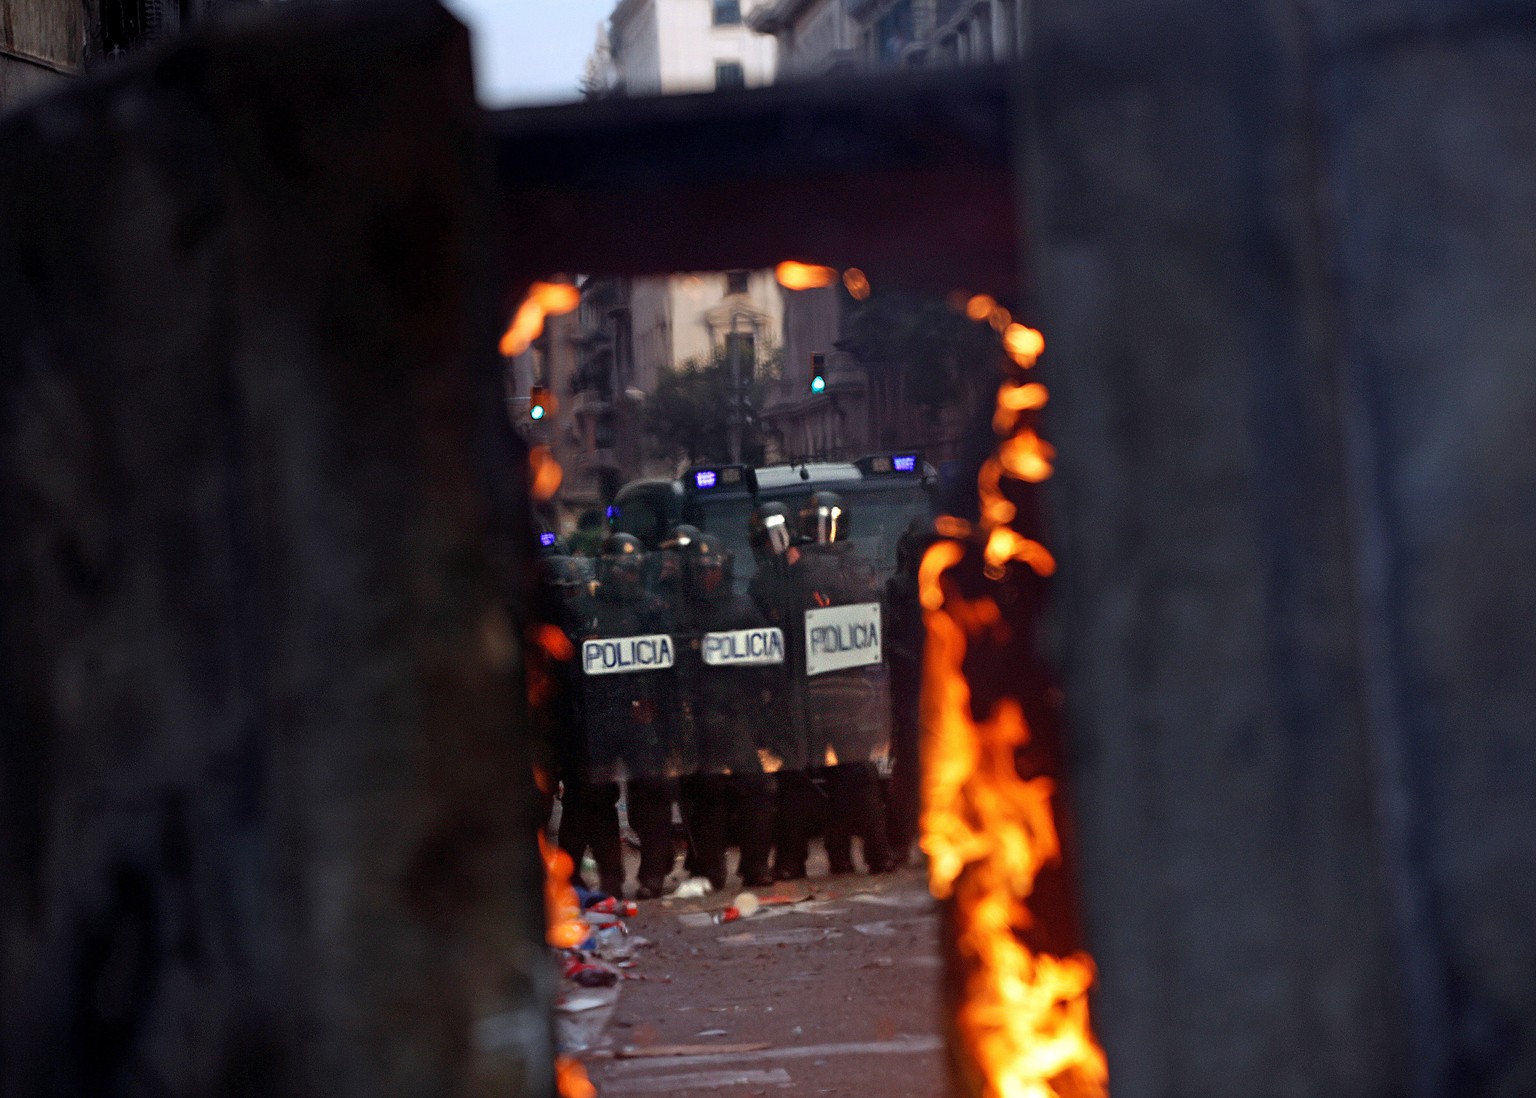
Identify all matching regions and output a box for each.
[843,267,872,300]
[556,1057,597,1098]
[917,327,1108,1098]
[998,430,1056,485]
[994,382,1049,432]
[530,445,564,501]
[500,279,581,357]
[526,623,574,710]
[775,260,839,290]
[1004,324,1046,368]
[935,515,976,540]
[540,834,598,1095]
[541,832,587,950]
[965,293,998,321]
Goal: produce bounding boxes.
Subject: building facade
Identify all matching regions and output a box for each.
[543,0,786,503]
[610,0,778,95]
[746,0,860,79]
[0,0,80,113]
[748,0,1029,466]
[1,0,246,115]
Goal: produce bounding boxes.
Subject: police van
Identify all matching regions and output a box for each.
[611,453,937,591]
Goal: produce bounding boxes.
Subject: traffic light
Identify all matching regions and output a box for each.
[809,352,827,394]
[529,384,550,421]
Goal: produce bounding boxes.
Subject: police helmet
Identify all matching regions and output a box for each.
[684,533,734,598]
[537,553,583,587]
[660,524,702,551]
[799,491,848,545]
[749,502,794,559]
[596,533,646,600]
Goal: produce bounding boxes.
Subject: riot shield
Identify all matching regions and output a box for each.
[795,545,892,767]
[679,593,792,776]
[744,556,813,773]
[574,592,696,782]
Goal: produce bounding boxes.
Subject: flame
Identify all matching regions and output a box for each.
[532,281,581,316]
[540,832,587,950]
[534,622,575,663]
[824,746,840,766]
[843,268,872,300]
[984,527,1057,580]
[500,279,580,357]
[541,776,597,1098]
[526,623,574,710]
[916,325,1108,1098]
[1004,324,1045,368]
[966,294,998,322]
[989,306,1014,333]
[998,430,1055,484]
[993,383,1049,435]
[556,1056,597,1098]
[935,515,976,541]
[758,749,785,774]
[530,445,564,501]
[775,260,838,290]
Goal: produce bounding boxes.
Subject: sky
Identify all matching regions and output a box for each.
[440,0,618,108]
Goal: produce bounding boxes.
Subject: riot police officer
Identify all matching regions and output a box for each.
[654,524,701,588]
[747,502,820,880]
[573,534,686,899]
[794,492,895,875]
[677,534,780,889]
[538,549,624,898]
[883,518,931,866]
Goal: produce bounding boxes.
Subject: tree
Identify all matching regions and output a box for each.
[644,340,781,466]
[844,290,1004,406]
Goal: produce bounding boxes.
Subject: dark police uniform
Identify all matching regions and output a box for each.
[677,535,779,889]
[796,536,894,875]
[540,554,624,897]
[574,535,687,899]
[746,504,820,880]
[883,521,929,865]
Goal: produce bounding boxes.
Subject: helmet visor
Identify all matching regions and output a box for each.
[761,512,792,556]
[807,502,844,544]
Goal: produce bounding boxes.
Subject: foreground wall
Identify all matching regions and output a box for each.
[0,0,82,114]
[2,0,1533,1094]
[1034,3,1536,1096]
[0,2,553,1095]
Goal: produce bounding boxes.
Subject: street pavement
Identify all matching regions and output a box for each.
[579,860,946,1097]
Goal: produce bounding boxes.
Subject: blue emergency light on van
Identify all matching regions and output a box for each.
[539,531,558,548]
[855,452,925,476]
[688,466,748,492]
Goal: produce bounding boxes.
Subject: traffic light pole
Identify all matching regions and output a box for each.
[728,320,743,464]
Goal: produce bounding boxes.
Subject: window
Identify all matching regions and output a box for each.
[723,331,756,378]
[713,0,741,25]
[725,270,750,295]
[715,61,746,90]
